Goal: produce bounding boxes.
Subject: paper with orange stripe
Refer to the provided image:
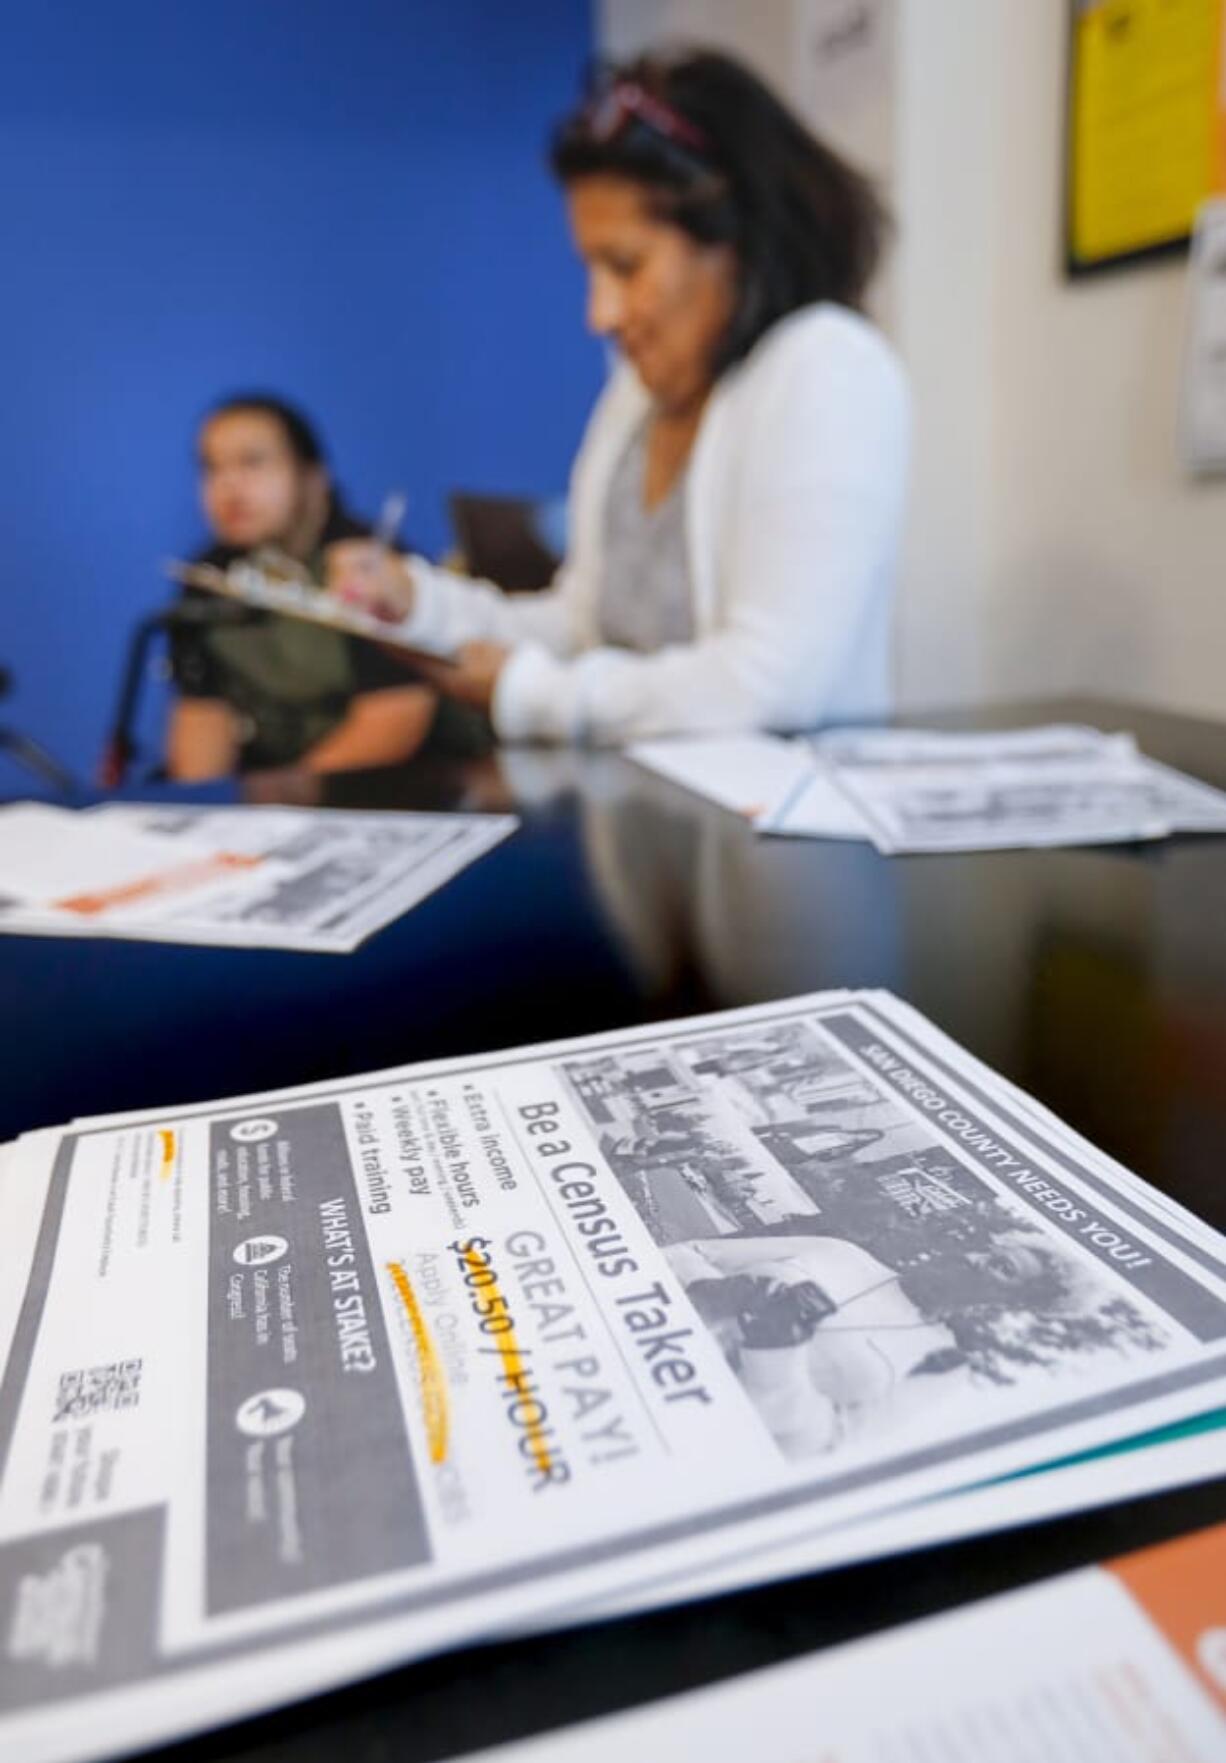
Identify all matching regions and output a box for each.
[463,1523,1226,1761]
[1111,1521,1226,1715]
[0,799,517,951]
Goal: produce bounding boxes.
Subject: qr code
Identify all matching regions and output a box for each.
[53,1360,143,1423]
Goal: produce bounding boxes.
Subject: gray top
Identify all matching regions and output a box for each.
[597,417,695,653]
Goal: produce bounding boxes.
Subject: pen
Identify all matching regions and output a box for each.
[374,490,408,551]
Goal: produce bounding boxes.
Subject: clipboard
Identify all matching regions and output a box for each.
[164,558,457,665]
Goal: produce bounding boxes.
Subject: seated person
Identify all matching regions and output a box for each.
[167,395,441,778]
[330,50,910,746]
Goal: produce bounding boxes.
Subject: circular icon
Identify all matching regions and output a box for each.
[233,1235,289,1268]
[1196,1626,1226,1693]
[230,1118,278,1144]
[235,1389,305,1438]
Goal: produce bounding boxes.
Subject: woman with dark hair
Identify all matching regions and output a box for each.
[166,394,443,778]
[334,49,909,746]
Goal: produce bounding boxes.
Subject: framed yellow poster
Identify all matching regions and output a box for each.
[1066,0,1226,273]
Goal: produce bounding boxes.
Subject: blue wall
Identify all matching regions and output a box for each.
[0,1,600,778]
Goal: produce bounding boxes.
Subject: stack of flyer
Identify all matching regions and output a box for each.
[630,725,1226,852]
[0,802,517,953]
[2,988,1223,1760]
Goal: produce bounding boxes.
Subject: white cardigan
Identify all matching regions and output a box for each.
[403,302,910,745]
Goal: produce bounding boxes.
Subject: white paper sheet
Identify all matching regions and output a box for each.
[2,990,1224,1762]
[755,766,872,839]
[628,735,816,820]
[465,1517,1226,1761]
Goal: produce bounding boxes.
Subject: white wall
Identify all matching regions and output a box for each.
[981,4,1226,719]
[598,0,798,96]
[598,0,1226,719]
[891,0,996,710]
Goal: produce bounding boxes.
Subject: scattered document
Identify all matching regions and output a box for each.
[0,802,516,952]
[635,724,1226,854]
[467,1521,1226,1762]
[166,556,455,661]
[805,728,1226,853]
[2,989,1223,1762]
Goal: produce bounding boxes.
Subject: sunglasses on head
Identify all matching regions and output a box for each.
[584,79,712,158]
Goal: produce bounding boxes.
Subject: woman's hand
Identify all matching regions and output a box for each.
[324,539,416,622]
[415,641,510,716]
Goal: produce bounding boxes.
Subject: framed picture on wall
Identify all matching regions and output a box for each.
[1065,0,1226,276]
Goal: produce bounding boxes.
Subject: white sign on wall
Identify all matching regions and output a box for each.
[796,0,896,186]
[1180,198,1226,475]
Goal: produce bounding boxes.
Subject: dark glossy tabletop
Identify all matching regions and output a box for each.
[3,695,1226,1761]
